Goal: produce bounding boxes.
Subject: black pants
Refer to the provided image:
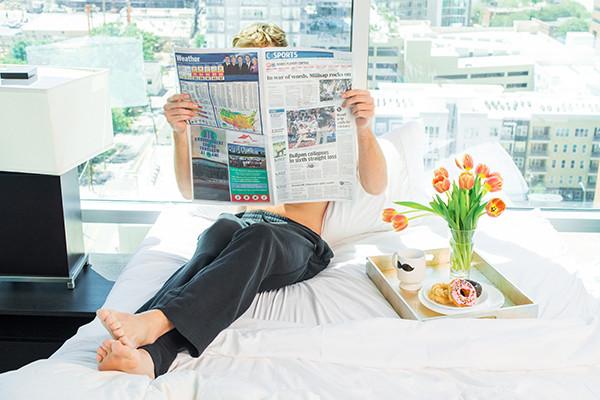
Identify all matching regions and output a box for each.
[136,211,333,377]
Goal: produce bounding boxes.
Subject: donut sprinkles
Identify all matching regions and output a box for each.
[449,279,477,307]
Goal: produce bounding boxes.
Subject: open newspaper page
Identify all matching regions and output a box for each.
[174,48,272,204]
[263,49,356,203]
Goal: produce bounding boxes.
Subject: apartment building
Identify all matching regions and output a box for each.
[374,0,429,21]
[404,39,534,91]
[432,0,472,27]
[373,84,600,203]
[375,0,471,27]
[204,0,352,50]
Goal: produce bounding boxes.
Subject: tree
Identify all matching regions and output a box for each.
[194,33,206,48]
[489,11,531,27]
[111,108,133,133]
[10,39,30,62]
[1,38,43,64]
[531,0,590,21]
[91,22,163,62]
[555,18,590,38]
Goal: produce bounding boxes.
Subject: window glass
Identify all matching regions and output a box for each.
[370,0,600,207]
[1,1,353,201]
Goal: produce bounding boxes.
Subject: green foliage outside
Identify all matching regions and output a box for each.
[0,38,51,64]
[194,33,206,48]
[484,0,591,40]
[91,22,163,61]
[111,108,133,133]
[489,11,532,27]
[555,18,589,38]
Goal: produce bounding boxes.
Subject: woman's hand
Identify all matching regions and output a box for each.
[342,89,375,133]
[163,94,203,135]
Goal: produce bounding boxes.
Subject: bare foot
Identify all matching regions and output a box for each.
[96,339,111,363]
[96,309,173,348]
[97,339,155,379]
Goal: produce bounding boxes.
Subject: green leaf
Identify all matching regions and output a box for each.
[393,201,435,213]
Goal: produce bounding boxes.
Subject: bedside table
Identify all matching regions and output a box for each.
[0,259,117,373]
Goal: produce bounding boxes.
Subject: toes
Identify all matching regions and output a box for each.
[96,346,108,362]
[97,309,109,321]
[118,335,136,348]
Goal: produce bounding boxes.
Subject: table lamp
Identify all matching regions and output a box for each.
[0,66,113,288]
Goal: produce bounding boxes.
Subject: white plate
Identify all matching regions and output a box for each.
[418,279,505,316]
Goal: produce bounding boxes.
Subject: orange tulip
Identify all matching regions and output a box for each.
[475,164,490,179]
[433,175,451,193]
[382,208,397,223]
[455,154,474,170]
[391,214,408,231]
[434,167,449,178]
[486,198,506,217]
[458,171,475,190]
[484,173,503,192]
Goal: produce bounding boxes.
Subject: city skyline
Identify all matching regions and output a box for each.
[1,0,598,206]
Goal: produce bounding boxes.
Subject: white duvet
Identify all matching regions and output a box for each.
[1,205,599,400]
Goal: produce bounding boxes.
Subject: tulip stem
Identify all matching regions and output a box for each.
[408,213,432,221]
[397,209,425,215]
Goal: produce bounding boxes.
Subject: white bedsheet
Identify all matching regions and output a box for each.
[1,205,599,400]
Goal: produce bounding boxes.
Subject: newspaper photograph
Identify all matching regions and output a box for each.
[175,47,356,204]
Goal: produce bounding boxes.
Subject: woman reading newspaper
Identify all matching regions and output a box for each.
[95,22,387,378]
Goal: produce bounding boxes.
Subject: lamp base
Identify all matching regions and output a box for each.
[0,168,86,289]
[0,254,88,289]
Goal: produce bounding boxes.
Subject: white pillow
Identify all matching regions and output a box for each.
[321,120,428,246]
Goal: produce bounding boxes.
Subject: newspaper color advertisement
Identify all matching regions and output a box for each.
[175,47,356,204]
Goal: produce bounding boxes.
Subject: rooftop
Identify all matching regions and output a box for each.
[21,12,119,33]
[457,55,533,69]
[374,83,600,118]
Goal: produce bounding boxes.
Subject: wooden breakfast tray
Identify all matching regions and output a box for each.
[366,248,538,321]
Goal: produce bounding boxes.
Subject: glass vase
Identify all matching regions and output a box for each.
[449,228,475,280]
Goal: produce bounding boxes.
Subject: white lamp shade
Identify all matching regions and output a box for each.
[0,66,113,176]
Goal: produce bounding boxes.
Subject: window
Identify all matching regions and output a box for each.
[471,72,505,78]
[571,160,575,168]
[4,1,354,202]
[575,128,589,137]
[507,71,529,76]
[3,1,598,211]
[369,0,600,209]
[376,48,399,57]
[434,74,469,80]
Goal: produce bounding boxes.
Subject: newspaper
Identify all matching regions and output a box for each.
[174,47,356,204]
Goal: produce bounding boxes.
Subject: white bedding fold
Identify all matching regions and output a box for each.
[207,317,600,371]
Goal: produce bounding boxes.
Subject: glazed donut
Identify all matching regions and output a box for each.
[428,283,453,305]
[449,279,477,307]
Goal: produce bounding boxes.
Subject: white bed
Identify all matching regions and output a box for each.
[1,203,600,400]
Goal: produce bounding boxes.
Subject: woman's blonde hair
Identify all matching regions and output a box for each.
[232,23,288,48]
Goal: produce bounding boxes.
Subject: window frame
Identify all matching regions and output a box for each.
[80,1,600,232]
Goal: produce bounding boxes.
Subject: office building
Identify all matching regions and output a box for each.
[204,0,352,49]
[373,83,600,203]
